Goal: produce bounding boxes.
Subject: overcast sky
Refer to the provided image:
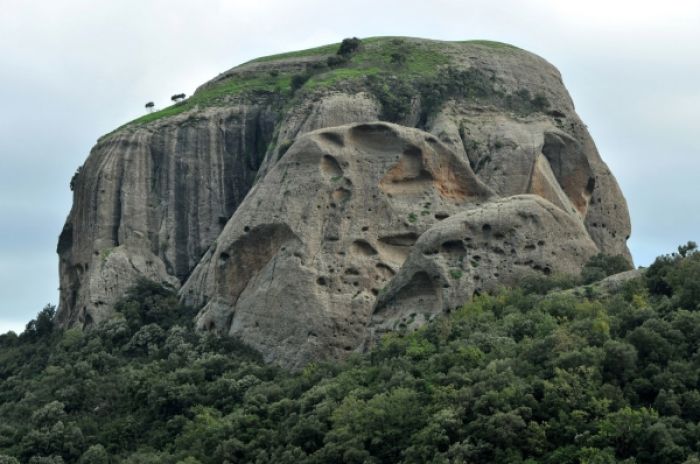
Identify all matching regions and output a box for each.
[1,0,698,333]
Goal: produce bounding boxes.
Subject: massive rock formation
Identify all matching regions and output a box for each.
[181,122,494,367]
[57,37,632,367]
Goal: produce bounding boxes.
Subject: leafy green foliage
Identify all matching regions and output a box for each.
[108,72,294,135]
[646,241,700,308]
[69,166,82,192]
[366,65,552,124]
[337,37,362,57]
[366,73,417,122]
[449,269,463,279]
[2,247,700,462]
[112,37,532,133]
[582,253,634,284]
[291,72,312,91]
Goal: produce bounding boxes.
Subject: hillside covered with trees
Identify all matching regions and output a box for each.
[1,245,700,463]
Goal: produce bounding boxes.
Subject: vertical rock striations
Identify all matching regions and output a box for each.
[57,105,279,326]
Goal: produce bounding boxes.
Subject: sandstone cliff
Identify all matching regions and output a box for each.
[57,37,631,367]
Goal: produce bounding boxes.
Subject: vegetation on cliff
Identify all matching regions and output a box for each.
[2,245,698,463]
[118,36,543,132]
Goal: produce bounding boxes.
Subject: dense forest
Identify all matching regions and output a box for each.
[1,244,700,463]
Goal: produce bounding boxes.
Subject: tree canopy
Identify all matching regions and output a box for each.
[1,246,700,463]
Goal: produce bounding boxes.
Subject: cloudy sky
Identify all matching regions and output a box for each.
[1,0,698,333]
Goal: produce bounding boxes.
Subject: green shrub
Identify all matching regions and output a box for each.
[449,269,463,279]
[390,51,407,66]
[291,72,311,91]
[367,74,415,123]
[78,445,109,464]
[69,166,82,192]
[1,244,699,463]
[326,55,347,67]
[520,273,580,295]
[337,37,361,56]
[582,253,633,284]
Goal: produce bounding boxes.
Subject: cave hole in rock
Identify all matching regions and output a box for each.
[320,154,343,178]
[379,145,434,196]
[320,131,345,147]
[376,271,439,316]
[586,177,596,194]
[217,223,299,306]
[332,187,351,203]
[379,232,419,247]
[376,262,396,278]
[352,239,378,256]
[441,240,466,254]
[481,224,492,240]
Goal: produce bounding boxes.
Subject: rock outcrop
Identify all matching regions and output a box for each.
[371,194,599,339]
[181,122,493,367]
[57,105,280,326]
[57,37,632,367]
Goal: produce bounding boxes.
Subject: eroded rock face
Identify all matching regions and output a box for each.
[181,122,493,368]
[57,38,633,368]
[181,118,623,367]
[429,106,631,261]
[57,105,279,327]
[370,195,599,339]
[57,93,383,329]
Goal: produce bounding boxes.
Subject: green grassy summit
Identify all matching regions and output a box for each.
[112,37,523,134]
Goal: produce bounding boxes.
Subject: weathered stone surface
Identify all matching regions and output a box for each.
[256,91,381,179]
[181,122,493,368]
[57,104,279,327]
[428,107,631,261]
[370,195,599,339]
[57,37,633,368]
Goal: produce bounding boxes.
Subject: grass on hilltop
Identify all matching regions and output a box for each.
[109,37,522,133]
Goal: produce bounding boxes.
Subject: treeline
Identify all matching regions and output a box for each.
[1,245,699,463]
